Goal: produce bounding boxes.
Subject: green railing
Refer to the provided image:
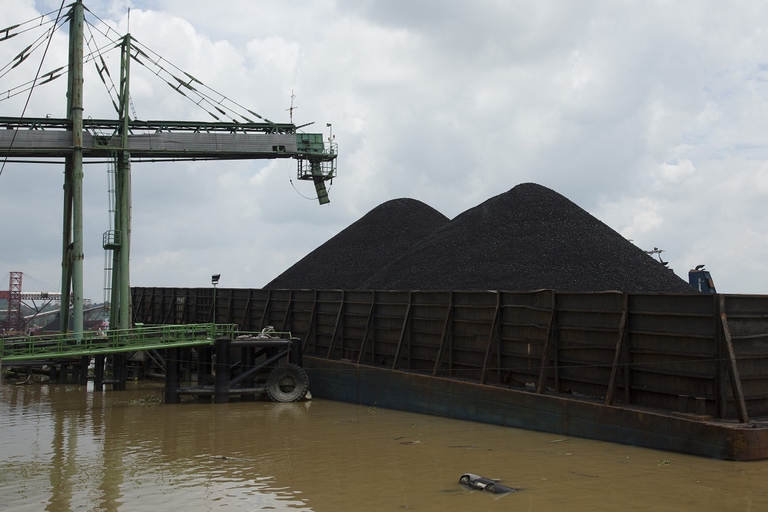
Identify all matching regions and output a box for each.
[0,323,237,363]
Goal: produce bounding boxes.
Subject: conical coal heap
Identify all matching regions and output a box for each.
[264,198,450,290]
[361,183,694,293]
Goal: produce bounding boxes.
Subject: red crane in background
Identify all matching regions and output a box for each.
[1,272,67,333]
[0,272,23,332]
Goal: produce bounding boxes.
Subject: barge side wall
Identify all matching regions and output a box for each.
[131,288,768,422]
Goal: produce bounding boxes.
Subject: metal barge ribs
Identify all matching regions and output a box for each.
[130,287,768,460]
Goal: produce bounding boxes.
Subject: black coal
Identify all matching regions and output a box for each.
[265,198,450,290]
[268,183,694,293]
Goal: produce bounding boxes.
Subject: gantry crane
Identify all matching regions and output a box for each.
[0,1,337,339]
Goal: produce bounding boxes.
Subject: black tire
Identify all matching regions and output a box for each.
[266,364,309,403]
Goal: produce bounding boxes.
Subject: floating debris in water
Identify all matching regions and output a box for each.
[459,473,516,494]
[129,394,162,405]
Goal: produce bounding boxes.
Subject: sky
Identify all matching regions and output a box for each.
[2,0,768,301]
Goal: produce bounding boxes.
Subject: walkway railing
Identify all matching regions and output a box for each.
[0,323,236,363]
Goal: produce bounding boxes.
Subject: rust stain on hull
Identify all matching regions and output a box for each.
[303,357,768,461]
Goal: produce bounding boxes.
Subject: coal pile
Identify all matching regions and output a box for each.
[361,183,694,292]
[264,198,450,289]
[267,183,695,293]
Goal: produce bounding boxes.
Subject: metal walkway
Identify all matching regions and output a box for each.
[0,324,235,363]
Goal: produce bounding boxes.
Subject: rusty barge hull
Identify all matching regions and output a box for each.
[131,287,768,460]
[303,357,767,460]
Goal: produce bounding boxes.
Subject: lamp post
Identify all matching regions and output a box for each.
[211,274,220,325]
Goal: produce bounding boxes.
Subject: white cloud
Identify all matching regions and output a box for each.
[656,159,696,184]
[4,0,768,299]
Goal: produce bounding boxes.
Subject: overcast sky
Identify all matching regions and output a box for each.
[2,0,768,301]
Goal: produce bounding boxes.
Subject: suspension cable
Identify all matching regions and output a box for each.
[0,8,62,43]
[129,37,278,126]
[0,0,68,179]
[0,14,68,80]
[83,19,122,115]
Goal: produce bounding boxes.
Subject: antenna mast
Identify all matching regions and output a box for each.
[286,90,297,123]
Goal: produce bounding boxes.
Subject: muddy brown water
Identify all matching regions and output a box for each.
[1,380,766,511]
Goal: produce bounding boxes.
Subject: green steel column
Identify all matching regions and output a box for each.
[72,0,85,340]
[110,33,133,330]
[60,158,72,333]
[62,1,85,339]
[119,35,132,331]
[109,166,119,331]
[61,2,77,334]
[118,153,132,330]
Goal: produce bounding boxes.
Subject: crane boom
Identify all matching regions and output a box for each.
[0,117,337,203]
[1,1,337,343]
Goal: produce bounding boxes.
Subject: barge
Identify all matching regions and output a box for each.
[132,286,768,460]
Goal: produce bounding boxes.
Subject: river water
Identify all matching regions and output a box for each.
[1,380,766,511]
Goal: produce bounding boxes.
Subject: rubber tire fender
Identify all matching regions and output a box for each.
[266,363,309,403]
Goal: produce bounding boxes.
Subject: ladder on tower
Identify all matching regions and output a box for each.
[103,153,119,311]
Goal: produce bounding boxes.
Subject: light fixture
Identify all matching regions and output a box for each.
[211,274,220,325]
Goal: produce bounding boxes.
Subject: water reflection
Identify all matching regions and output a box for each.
[1,380,767,511]
[1,382,312,511]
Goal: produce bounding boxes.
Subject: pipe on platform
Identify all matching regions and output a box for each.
[94,354,105,392]
[79,356,89,386]
[214,338,230,403]
[164,347,180,403]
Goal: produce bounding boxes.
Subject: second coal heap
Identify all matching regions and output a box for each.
[265,198,450,290]
[270,183,695,293]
